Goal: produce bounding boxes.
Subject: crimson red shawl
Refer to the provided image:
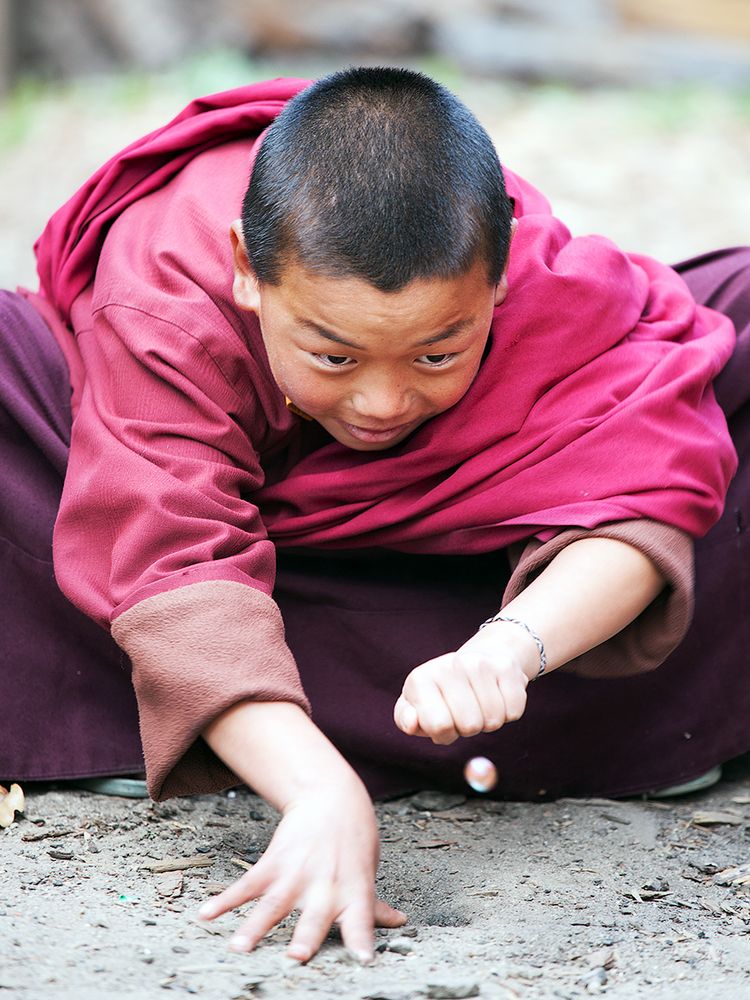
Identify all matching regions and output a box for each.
[35,79,737,551]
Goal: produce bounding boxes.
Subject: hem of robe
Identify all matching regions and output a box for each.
[110,580,310,801]
[504,518,694,679]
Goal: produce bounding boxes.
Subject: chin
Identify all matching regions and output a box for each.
[341,437,406,452]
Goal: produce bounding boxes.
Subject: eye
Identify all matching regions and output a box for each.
[314,354,355,368]
[417,353,455,367]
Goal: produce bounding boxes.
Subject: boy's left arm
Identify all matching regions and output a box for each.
[394,524,688,744]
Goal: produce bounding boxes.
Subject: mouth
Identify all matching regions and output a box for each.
[339,419,415,444]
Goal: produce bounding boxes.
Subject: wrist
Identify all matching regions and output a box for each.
[203,700,362,812]
[471,617,544,682]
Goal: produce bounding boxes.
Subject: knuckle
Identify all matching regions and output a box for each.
[457,719,484,738]
[507,687,528,715]
[483,716,503,731]
[430,728,458,746]
[428,717,455,741]
[505,699,527,722]
[259,891,291,917]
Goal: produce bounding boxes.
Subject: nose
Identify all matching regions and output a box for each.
[352,376,412,426]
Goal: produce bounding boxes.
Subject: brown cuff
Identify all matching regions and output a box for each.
[111,581,310,800]
[503,520,694,679]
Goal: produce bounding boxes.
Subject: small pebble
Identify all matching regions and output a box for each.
[386,937,414,955]
[409,791,467,812]
[362,990,413,1000]
[579,966,608,993]
[172,946,189,954]
[425,983,480,999]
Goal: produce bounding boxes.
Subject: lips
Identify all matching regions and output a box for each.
[340,420,414,443]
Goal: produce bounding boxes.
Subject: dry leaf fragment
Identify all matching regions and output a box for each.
[713,862,750,887]
[142,854,213,873]
[415,839,458,849]
[0,784,25,828]
[586,947,616,970]
[155,872,184,898]
[691,810,745,827]
[21,827,82,842]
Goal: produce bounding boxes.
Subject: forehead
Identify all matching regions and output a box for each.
[267,258,494,342]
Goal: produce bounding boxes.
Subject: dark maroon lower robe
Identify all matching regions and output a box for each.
[1,248,749,800]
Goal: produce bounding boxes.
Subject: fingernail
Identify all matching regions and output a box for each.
[197,902,216,919]
[229,934,251,952]
[355,949,374,965]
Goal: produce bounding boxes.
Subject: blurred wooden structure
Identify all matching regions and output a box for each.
[1,0,749,94]
[619,0,750,42]
[0,0,11,94]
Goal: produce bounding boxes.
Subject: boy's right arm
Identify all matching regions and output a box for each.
[198,700,406,962]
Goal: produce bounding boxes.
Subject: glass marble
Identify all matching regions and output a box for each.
[463,755,498,793]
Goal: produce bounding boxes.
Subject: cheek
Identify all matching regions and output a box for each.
[426,366,480,410]
[272,358,344,414]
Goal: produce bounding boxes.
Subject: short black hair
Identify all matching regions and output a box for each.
[241,66,513,292]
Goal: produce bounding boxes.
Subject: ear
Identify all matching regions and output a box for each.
[230,220,261,313]
[494,217,518,307]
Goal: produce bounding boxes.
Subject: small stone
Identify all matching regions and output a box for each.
[578,967,608,992]
[409,791,466,812]
[642,877,669,893]
[172,945,189,954]
[362,990,413,1000]
[399,926,418,938]
[424,911,471,927]
[386,937,414,955]
[425,983,480,999]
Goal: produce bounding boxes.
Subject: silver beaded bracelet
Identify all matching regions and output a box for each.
[478,613,547,679]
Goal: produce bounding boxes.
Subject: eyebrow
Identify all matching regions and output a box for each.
[296,317,474,351]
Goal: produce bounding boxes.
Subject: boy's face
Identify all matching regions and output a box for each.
[231,222,510,451]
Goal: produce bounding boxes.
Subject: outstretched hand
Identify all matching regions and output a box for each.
[393,621,539,744]
[196,779,406,963]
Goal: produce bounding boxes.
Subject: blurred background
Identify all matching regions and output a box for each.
[1,0,748,290]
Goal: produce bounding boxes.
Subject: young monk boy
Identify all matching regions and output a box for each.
[2,68,749,963]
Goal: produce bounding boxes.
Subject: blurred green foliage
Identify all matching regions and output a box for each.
[1,48,749,153]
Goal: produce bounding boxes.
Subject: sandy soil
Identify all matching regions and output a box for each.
[2,61,750,1000]
[2,763,750,999]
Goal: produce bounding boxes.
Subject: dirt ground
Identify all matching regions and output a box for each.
[2,763,750,999]
[2,58,750,1000]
